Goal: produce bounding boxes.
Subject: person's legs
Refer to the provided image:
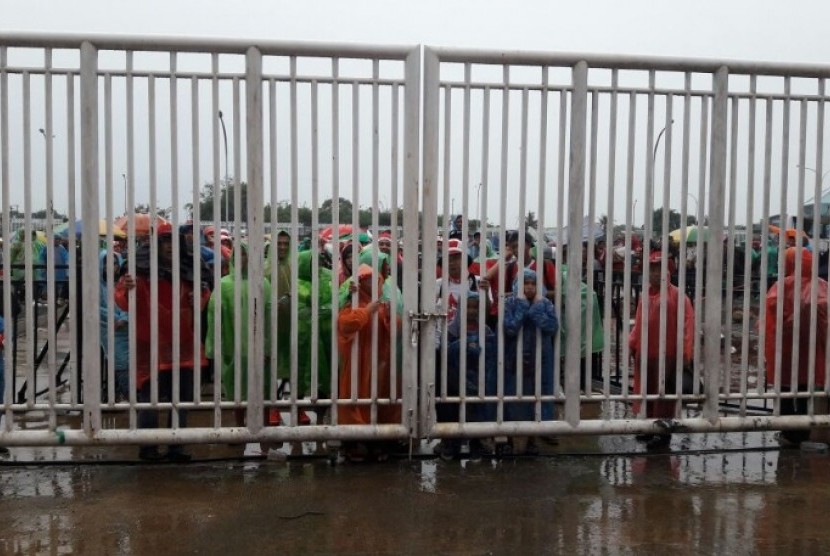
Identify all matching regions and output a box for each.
[780,395,811,445]
[167,369,193,461]
[137,378,163,460]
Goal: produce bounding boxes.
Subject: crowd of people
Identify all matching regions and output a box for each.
[0,212,827,460]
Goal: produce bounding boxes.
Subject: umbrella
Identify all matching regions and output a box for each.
[55,219,127,239]
[115,214,170,237]
[319,224,353,242]
[669,225,709,244]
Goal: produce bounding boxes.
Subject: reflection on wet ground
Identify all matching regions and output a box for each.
[2,440,830,554]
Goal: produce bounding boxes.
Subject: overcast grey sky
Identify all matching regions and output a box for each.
[3,0,830,228]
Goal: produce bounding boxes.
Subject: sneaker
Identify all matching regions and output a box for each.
[645,434,671,450]
[138,447,165,462]
[166,450,193,463]
[468,439,484,462]
[267,408,282,426]
[435,440,460,462]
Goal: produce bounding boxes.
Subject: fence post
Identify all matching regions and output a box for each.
[704,66,729,422]
[565,61,588,426]
[413,46,433,440]
[245,46,265,432]
[80,41,101,434]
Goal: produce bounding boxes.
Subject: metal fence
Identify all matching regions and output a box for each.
[1,33,830,450]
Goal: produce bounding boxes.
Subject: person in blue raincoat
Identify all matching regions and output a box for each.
[99,250,130,399]
[503,268,559,455]
[435,291,498,461]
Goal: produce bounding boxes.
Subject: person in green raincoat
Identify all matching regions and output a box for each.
[205,241,272,427]
[265,231,333,408]
[10,229,46,288]
[557,244,605,393]
[294,246,333,400]
[338,248,404,316]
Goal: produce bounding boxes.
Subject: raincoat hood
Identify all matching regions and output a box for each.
[513,267,547,299]
[784,246,812,277]
[447,290,481,338]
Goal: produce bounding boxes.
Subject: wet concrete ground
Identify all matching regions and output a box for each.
[2,432,830,555]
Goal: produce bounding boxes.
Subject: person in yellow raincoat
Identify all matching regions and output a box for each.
[337,263,401,462]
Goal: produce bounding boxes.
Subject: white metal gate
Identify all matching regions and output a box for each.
[2,33,830,449]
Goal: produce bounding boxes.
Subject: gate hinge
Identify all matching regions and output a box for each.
[408,311,447,347]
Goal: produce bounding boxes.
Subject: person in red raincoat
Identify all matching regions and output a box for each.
[337,263,402,462]
[115,222,211,461]
[764,246,829,445]
[628,250,695,449]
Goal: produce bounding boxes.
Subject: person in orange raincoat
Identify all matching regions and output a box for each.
[115,222,212,462]
[628,250,695,449]
[764,246,829,445]
[337,263,402,462]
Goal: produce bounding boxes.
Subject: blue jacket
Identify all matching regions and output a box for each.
[502,268,559,421]
[99,250,129,371]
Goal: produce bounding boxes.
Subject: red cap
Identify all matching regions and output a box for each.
[447,238,464,255]
[157,222,174,236]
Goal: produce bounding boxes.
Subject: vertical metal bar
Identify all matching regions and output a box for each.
[693,96,709,384]
[621,91,636,403]
[774,79,792,412]
[268,77,278,411]
[232,76,242,413]
[807,85,824,413]
[370,59,380,427]
[190,75,201,404]
[704,66,729,421]
[329,57,340,425]
[211,53,222,427]
[439,82,451,425]
[677,73,693,397]
[104,72,115,409]
[723,94,739,400]
[554,90,567,399]
[602,70,618,399]
[419,47,439,436]
[148,74,159,411]
[496,65,509,425]
[518,86,530,413]
[793,100,808,402]
[398,47,420,437]
[350,79,360,410]
[658,96,672,399]
[22,70,35,408]
[44,49,57,425]
[759,97,773,402]
[585,89,599,399]
[565,61,588,425]
[740,76,758,415]
[638,70,655,418]
[310,78,320,404]
[537,67,551,408]
[80,41,101,434]
[389,79,400,404]
[169,53,181,428]
[126,51,136,425]
[289,56,300,426]
[477,83,491,409]
[0,46,10,421]
[246,46,265,432]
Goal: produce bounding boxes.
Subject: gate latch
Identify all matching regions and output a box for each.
[409,311,447,347]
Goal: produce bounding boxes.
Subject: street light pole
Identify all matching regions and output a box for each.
[218,110,230,223]
[475,182,482,231]
[122,173,127,215]
[687,192,699,224]
[651,119,674,235]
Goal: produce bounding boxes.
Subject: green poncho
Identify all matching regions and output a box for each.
[558,266,605,357]
[205,247,273,401]
[338,249,404,315]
